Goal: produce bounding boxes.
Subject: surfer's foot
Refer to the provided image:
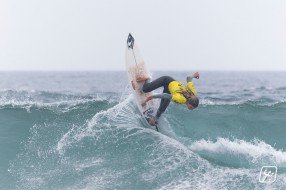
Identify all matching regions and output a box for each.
[135,63,150,82]
[147,116,158,126]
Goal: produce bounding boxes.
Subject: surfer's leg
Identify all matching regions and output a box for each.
[142,76,175,93]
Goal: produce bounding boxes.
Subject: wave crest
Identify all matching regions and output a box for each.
[190,138,286,167]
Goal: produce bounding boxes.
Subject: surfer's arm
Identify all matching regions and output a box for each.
[153,93,172,100]
[186,72,199,96]
[145,93,171,102]
[187,72,199,82]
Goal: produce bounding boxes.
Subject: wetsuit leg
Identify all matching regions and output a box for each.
[142,76,174,118]
[142,76,175,93]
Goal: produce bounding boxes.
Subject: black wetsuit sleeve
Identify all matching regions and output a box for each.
[153,93,172,100]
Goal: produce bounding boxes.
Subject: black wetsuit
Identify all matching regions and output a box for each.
[142,76,175,118]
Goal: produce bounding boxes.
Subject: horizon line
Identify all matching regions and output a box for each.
[0,69,286,72]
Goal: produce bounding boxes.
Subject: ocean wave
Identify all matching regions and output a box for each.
[199,84,286,107]
[8,94,286,189]
[56,95,136,154]
[190,138,286,167]
[0,89,118,112]
[200,98,286,107]
[11,94,204,189]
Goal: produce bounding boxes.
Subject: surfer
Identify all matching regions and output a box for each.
[139,72,200,125]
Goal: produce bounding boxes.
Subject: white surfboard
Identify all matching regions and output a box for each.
[125,34,158,130]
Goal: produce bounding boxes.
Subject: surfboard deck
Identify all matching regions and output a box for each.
[125,34,158,130]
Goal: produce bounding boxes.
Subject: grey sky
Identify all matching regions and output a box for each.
[1,0,286,71]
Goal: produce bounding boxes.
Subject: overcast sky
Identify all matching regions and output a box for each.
[1,0,286,71]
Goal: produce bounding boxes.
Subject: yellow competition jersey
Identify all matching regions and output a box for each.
[168,81,197,104]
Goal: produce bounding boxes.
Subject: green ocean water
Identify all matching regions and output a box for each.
[0,71,286,189]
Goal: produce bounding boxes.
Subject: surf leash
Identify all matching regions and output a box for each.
[155,125,159,132]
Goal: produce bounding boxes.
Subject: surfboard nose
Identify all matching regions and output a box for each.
[127,33,134,49]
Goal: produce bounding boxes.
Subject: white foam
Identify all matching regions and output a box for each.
[74,158,103,172]
[200,98,247,106]
[200,97,286,107]
[56,95,136,154]
[190,138,286,165]
[0,89,116,113]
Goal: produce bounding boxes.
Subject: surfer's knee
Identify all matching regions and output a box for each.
[142,79,151,93]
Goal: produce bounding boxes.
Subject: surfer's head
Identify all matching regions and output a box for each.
[186,95,199,110]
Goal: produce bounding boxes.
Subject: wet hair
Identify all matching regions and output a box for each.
[188,96,199,108]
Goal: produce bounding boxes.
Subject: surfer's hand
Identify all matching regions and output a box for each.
[194,72,200,79]
[145,96,153,102]
[142,96,152,106]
